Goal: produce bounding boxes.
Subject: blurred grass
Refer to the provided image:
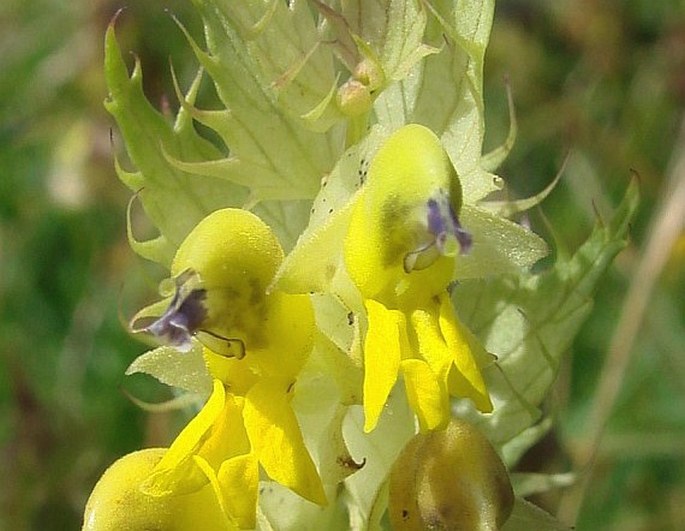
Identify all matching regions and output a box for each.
[0,0,683,529]
[484,1,685,529]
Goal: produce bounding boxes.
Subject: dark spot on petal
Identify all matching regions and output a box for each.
[380,195,415,266]
[249,278,263,306]
[336,455,366,470]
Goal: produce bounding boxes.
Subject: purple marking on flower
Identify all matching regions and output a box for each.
[139,270,246,358]
[448,203,473,254]
[427,198,446,239]
[146,286,208,352]
[426,197,472,255]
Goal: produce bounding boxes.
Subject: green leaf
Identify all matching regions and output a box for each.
[374,0,499,202]
[258,480,349,531]
[207,0,343,130]
[481,82,517,172]
[104,23,248,264]
[184,0,343,201]
[456,204,549,279]
[502,497,571,531]
[125,342,213,396]
[478,159,564,218]
[342,388,415,529]
[452,180,639,449]
[341,0,438,83]
[272,125,389,298]
[252,199,313,253]
[501,417,552,466]
[510,472,575,498]
[293,334,363,485]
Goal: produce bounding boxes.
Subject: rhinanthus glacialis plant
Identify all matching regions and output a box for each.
[84,1,638,530]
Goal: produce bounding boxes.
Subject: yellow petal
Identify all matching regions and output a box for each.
[438,294,493,413]
[400,358,449,431]
[242,380,327,505]
[344,187,384,299]
[156,379,226,471]
[409,303,454,383]
[203,347,259,395]
[218,454,260,529]
[142,456,207,498]
[252,292,315,381]
[199,392,251,470]
[143,380,226,497]
[192,454,238,529]
[362,299,406,432]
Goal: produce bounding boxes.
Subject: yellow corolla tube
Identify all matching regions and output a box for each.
[118,209,325,529]
[344,124,493,433]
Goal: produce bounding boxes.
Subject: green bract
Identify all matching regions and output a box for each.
[91,1,637,530]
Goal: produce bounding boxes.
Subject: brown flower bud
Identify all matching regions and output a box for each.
[389,418,514,530]
[336,79,372,117]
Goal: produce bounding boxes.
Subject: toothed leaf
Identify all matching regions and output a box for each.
[453,181,639,450]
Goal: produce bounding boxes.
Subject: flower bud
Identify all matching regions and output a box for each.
[389,418,514,530]
[336,79,372,117]
[83,449,230,531]
[353,57,385,92]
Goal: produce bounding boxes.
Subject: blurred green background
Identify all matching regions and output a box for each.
[1,0,683,529]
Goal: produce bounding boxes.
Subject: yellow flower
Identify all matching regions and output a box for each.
[140,209,326,528]
[344,125,493,433]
